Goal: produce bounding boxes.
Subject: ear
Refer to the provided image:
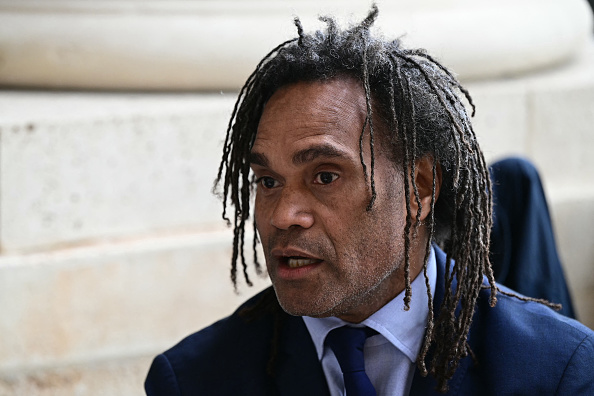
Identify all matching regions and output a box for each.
[410,155,442,223]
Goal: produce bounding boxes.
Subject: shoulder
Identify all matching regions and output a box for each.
[467,283,594,393]
[163,287,278,363]
[475,283,592,349]
[145,287,282,396]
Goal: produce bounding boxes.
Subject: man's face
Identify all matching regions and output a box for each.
[250,77,410,323]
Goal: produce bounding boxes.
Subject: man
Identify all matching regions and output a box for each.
[145,6,594,395]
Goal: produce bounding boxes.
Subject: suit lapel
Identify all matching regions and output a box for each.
[409,246,472,396]
[274,314,330,396]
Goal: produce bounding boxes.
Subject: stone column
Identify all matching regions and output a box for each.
[0,0,591,90]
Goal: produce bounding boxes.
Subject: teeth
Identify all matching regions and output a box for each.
[287,258,317,268]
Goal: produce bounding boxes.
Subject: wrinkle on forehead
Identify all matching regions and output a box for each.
[255,77,369,142]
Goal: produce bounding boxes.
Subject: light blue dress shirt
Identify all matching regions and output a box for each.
[303,247,437,396]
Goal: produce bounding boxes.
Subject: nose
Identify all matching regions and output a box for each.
[270,186,314,230]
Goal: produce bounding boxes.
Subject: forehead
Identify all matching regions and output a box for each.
[254,77,368,149]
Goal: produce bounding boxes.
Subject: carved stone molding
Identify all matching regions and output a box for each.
[0,1,592,89]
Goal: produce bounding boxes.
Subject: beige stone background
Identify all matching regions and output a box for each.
[0,1,593,395]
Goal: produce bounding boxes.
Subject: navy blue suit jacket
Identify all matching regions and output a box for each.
[145,248,594,395]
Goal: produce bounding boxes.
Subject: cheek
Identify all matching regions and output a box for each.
[353,192,407,258]
[254,195,270,234]
[321,187,369,226]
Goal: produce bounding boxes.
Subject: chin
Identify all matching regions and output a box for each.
[277,299,321,317]
[274,289,336,318]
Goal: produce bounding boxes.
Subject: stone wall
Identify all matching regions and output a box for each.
[0,1,593,395]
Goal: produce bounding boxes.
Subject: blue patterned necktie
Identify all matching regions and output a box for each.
[325,326,377,396]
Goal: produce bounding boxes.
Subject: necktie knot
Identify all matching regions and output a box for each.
[325,326,377,396]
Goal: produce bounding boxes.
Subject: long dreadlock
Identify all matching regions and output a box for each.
[214,5,540,392]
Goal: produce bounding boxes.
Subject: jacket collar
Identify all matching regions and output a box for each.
[409,245,473,396]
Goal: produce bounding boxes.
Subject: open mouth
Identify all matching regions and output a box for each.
[286,257,322,268]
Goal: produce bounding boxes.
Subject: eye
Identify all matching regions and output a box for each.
[314,171,339,185]
[256,176,279,189]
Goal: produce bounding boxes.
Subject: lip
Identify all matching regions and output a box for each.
[270,247,324,280]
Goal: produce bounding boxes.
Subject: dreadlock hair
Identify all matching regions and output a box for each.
[213,4,543,392]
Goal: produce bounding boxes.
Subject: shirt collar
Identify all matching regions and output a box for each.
[303,247,437,363]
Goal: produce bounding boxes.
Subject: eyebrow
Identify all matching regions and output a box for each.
[249,152,269,167]
[292,144,348,165]
[250,143,349,168]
